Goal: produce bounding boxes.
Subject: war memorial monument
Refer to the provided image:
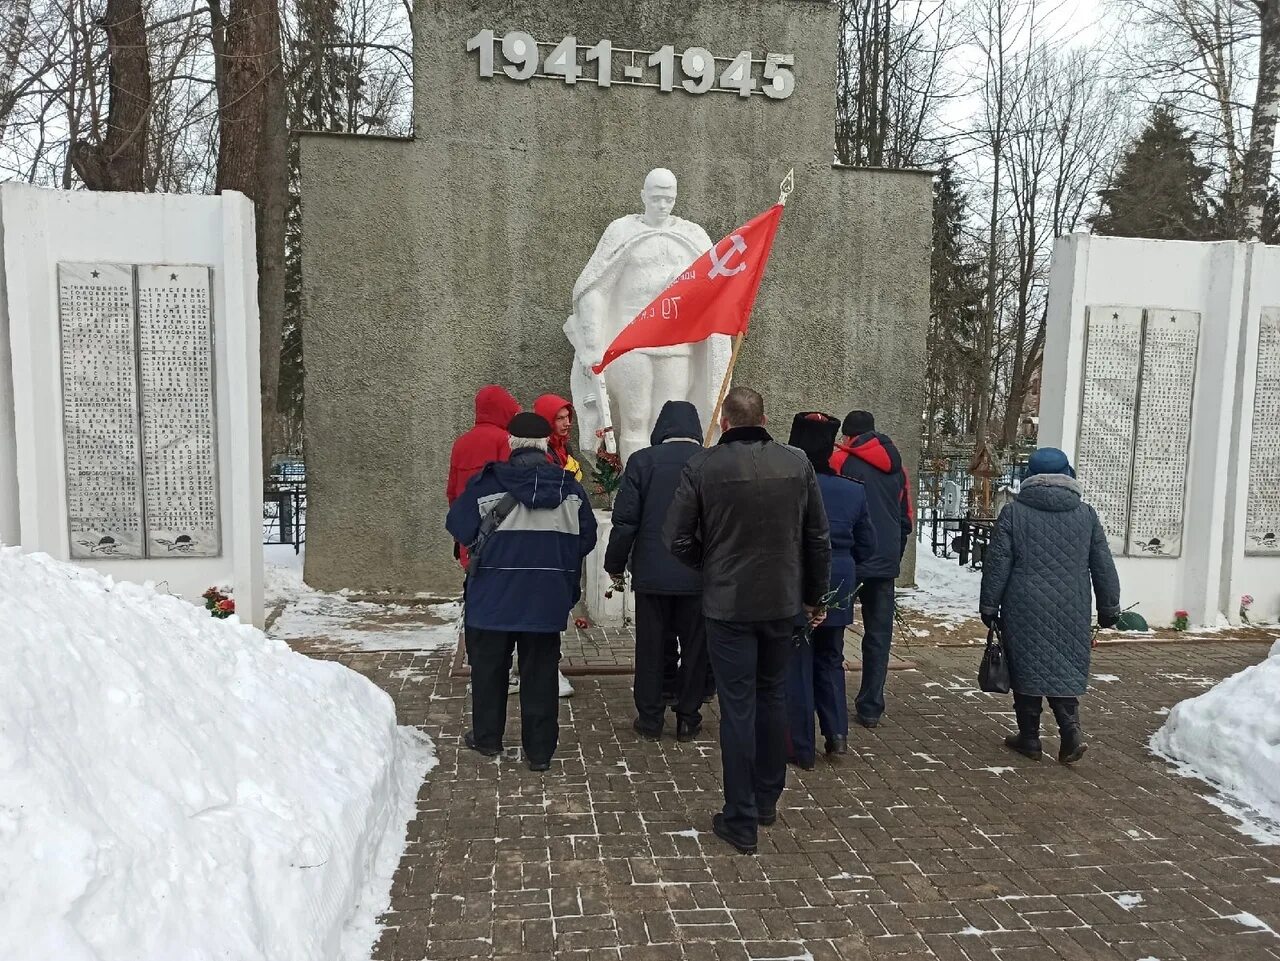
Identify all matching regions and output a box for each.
[300,0,933,594]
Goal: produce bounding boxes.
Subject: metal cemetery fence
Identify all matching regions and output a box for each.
[915,450,1029,569]
[263,460,305,553]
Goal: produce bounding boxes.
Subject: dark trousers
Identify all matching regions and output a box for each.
[854,577,896,722]
[662,626,678,701]
[785,624,848,763]
[634,592,708,731]
[706,616,792,846]
[1013,692,1080,732]
[468,627,561,763]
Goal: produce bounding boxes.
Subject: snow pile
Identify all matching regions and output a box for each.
[899,546,982,627]
[1151,639,1280,831]
[0,548,433,961]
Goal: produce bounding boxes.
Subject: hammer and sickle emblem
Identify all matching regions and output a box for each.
[708,234,749,279]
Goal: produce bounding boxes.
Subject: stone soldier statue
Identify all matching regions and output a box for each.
[564,168,732,462]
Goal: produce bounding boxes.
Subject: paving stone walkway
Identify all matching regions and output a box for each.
[317,640,1280,961]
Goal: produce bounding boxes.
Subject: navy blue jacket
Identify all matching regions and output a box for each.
[834,431,912,580]
[603,401,703,595]
[815,472,878,627]
[446,446,598,632]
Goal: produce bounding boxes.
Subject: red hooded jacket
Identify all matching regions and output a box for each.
[534,393,575,470]
[447,386,520,504]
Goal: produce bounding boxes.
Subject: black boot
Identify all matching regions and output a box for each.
[825,735,848,756]
[1004,696,1042,760]
[1051,699,1087,764]
[676,718,702,742]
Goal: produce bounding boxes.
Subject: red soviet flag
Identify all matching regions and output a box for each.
[591,203,785,374]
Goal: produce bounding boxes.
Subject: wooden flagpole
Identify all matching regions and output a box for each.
[704,332,746,444]
[702,168,795,446]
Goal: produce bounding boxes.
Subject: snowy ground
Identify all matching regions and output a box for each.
[0,548,434,961]
[898,547,983,631]
[1151,638,1280,841]
[266,546,462,654]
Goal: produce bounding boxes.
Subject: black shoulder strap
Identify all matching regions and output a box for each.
[468,492,519,563]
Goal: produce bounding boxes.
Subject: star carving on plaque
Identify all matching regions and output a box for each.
[169,272,178,281]
[91,270,100,279]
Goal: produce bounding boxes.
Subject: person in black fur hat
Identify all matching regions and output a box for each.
[785,413,878,767]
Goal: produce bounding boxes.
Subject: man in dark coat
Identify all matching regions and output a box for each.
[979,447,1121,764]
[446,413,598,771]
[832,410,912,728]
[785,413,878,768]
[665,387,831,854]
[604,401,708,742]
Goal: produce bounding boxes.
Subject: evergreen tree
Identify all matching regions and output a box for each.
[1092,106,1214,240]
[925,159,984,452]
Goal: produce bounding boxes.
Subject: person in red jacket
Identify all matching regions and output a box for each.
[533,393,584,481]
[448,386,520,571]
[448,386,521,505]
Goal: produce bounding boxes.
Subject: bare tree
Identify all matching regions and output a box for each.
[1119,0,1280,237]
[835,0,960,168]
[68,0,151,189]
[212,0,288,473]
[1241,0,1280,237]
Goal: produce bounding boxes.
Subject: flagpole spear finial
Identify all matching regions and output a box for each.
[779,168,795,206]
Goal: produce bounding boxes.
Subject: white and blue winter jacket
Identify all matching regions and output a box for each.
[446,446,598,633]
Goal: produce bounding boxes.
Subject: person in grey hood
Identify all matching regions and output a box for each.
[604,401,708,741]
[979,447,1121,764]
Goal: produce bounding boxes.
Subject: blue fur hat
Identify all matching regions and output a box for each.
[1025,447,1075,478]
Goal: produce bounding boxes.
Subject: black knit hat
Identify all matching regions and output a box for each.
[788,412,839,473]
[508,411,551,439]
[842,410,875,437]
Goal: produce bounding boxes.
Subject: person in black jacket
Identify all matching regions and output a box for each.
[604,401,708,742]
[664,387,831,855]
[833,410,912,728]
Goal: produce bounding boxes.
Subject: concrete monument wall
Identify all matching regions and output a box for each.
[0,185,266,627]
[300,0,932,594]
[1041,233,1279,627]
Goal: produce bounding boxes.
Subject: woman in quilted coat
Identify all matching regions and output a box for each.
[979,447,1121,763]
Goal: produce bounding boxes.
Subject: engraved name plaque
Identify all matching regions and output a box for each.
[1076,307,1142,554]
[1245,307,1280,555]
[137,266,220,557]
[58,264,146,559]
[1128,310,1199,558]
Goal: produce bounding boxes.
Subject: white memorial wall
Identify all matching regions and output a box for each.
[0,185,264,626]
[1041,234,1278,627]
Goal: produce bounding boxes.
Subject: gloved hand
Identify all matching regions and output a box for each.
[980,609,998,630]
[1098,610,1119,629]
[605,572,625,596]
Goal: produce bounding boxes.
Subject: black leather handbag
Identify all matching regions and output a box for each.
[978,622,1011,694]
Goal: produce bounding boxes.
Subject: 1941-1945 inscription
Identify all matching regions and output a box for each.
[466,29,795,99]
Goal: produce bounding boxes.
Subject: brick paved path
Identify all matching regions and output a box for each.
[322,641,1280,961]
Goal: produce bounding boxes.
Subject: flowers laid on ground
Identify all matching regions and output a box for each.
[1173,609,1190,632]
[1240,594,1254,624]
[203,586,236,619]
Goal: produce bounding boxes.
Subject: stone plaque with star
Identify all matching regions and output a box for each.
[1245,307,1280,555]
[57,262,147,559]
[1076,306,1142,553]
[137,265,221,558]
[55,262,220,560]
[1126,309,1199,558]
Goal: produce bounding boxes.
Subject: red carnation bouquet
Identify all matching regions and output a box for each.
[203,586,237,619]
